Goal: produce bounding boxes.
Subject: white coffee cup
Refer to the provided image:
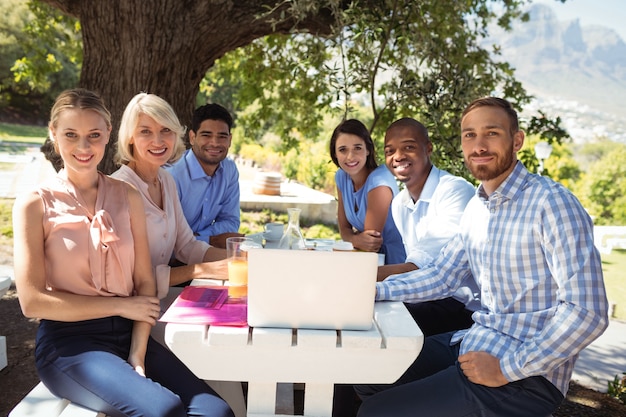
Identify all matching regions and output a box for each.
[333,241,354,251]
[264,222,284,240]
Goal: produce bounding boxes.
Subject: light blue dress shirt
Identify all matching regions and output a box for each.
[166,150,240,242]
[377,161,608,395]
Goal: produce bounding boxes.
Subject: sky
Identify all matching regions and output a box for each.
[537,0,626,40]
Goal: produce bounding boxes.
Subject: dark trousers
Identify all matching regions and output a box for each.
[332,299,475,417]
[36,316,234,417]
[354,332,564,417]
[404,297,474,336]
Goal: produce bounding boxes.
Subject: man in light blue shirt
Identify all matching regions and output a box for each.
[356,98,608,417]
[380,118,479,336]
[167,104,242,249]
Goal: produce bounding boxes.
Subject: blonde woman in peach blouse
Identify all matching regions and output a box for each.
[12,88,233,417]
[112,93,228,298]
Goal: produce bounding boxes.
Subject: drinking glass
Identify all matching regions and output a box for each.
[226,237,261,300]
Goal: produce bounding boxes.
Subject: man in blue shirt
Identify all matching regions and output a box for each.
[355,97,608,417]
[167,104,242,249]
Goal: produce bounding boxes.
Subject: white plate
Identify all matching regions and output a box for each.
[305,239,335,251]
[263,232,282,241]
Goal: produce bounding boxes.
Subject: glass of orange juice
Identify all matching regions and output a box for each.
[226,237,260,300]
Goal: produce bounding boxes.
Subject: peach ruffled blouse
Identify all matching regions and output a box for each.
[37,172,135,297]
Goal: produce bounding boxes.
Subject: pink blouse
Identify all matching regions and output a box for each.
[38,172,135,296]
[111,165,209,268]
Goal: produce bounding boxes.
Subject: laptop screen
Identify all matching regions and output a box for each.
[247,249,378,330]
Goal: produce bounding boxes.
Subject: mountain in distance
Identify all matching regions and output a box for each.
[484,3,626,143]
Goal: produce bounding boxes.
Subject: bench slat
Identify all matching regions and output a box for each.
[10,382,105,417]
[59,403,106,417]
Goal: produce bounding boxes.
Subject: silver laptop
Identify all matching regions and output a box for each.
[247,249,378,330]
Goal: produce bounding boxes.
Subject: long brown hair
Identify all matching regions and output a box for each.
[329,119,378,171]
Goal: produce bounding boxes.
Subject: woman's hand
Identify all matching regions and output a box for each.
[198,258,229,280]
[169,257,229,285]
[352,230,383,252]
[119,295,161,325]
[128,353,147,377]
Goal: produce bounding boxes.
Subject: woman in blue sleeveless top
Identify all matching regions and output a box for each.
[330,119,405,265]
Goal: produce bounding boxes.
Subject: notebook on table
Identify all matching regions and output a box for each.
[247,249,378,330]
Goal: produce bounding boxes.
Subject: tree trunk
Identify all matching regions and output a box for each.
[41,0,337,173]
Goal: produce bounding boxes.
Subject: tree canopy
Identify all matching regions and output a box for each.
[35,0,340,172]
[27,0,566,175]
[0,0,79,122]
[575,142,626,225]
[201,0,568,178]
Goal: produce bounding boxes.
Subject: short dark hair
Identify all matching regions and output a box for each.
[385,117,430,145]
[462,97,519,136]
[191,103,233,133]
[329,119,378,170]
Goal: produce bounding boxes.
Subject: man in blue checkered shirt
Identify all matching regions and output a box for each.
[356,97,609,417]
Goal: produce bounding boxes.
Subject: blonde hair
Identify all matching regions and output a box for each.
[49,88,112,141]
[115,93,186,165]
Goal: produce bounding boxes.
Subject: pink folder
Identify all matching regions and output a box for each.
[159,286,248,327]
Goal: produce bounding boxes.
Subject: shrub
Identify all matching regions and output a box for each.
[608,372,626,404]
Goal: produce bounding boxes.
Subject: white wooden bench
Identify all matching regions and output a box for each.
[1,275,12,371]
[2,274,102,417]
[8,379,251,417]
[9,285,248,417]
[4,273,103,417]
[9,382,106,417]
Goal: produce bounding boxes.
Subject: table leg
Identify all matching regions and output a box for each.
[303,383,334,417]
[247,382,277,415]
[0,336,6,371]
[205,380,247,417]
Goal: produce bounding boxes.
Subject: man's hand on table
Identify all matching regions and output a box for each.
[209,232,245,249]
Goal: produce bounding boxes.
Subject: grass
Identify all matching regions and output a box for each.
[601,249,626,320]
[0,198,13,238]
[0,122,47,155]
[0,122,47,144]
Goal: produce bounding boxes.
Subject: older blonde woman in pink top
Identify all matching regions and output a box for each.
[12,88,233,417]
[111,93,228,298]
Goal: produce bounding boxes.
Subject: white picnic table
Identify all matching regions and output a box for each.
[164,298,423,417]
